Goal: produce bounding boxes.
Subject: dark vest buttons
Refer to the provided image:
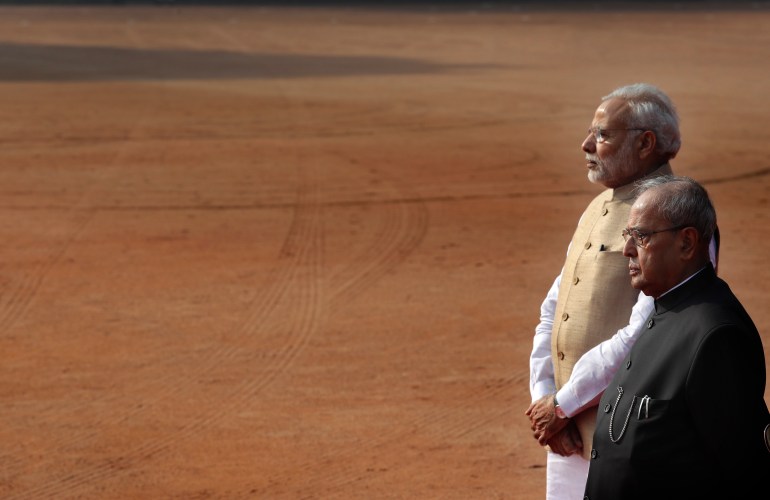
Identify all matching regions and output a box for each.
[626,359,632,369]
[590,449,598,459]
[647,318,654,329]
[604,403,612,413]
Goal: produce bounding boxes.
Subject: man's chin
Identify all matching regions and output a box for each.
[587,171,602,184]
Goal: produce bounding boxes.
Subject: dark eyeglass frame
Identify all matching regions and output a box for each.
[621,225,689,248]
[588,127,646,143]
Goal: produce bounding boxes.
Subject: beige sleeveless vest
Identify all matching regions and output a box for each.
[551,164,672,459]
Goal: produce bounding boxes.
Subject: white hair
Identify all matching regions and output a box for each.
[603,83,681,160]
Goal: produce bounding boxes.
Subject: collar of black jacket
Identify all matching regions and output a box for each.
[653,263,716,314]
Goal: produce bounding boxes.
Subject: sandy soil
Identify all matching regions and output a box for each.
[0,3,768,498]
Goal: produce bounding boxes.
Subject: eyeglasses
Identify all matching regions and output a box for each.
[588,127,646,143]
[621,225,688,248]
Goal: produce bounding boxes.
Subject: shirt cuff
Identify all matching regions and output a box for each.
[555,386,580,418]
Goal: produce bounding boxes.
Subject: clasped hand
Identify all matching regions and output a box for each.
[525,394,583,456]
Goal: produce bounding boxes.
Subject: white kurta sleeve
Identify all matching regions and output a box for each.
[529,272,562,402]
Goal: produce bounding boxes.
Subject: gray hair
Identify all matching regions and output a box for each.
[603,83,681,159]
[634,175,716,243]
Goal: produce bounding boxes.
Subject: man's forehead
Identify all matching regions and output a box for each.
[631,191,663,221]
[594,98,630,125]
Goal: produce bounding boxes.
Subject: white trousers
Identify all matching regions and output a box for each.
[546,451,589,500]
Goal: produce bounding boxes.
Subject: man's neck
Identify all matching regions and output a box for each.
[612,162,672,201]
[655,259,711,299]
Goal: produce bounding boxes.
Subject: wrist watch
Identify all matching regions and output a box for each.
[554,395,567,419]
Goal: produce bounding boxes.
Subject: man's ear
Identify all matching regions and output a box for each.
[638,131,657,160]
[680,227,699,259]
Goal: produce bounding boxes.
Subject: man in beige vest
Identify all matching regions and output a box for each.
[525,84,718,499]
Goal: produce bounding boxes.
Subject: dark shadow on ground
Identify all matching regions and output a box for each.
[0,42,495,82]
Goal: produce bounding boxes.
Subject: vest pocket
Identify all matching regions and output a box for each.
[594,249,627,268]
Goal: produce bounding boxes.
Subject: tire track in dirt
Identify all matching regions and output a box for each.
[95,20,426,462]
[244,166,433,498]
[241,176,522,498]
[10,151,434,498]
[38,152,394,498]
[203,162,326,395]
[0,98,143,336]
[134,157,430,496]
[19,134,426,495]
[241,160,529,495]
[0,211,91,335]
[0,211,94,489]
[0,100,160,494]
[8,157,322,499]
[328,194,428,311]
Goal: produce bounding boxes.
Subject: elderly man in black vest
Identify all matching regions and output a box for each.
[584,175,770,499]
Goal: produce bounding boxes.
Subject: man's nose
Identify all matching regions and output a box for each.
[582,133,595,153]
[622,236,637,257]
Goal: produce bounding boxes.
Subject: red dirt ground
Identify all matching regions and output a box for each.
[0,4,768,498]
